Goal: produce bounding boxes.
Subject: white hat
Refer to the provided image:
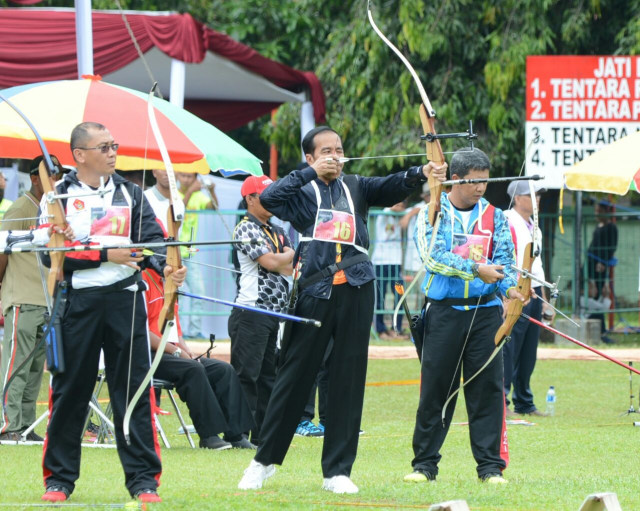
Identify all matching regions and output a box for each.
[507,180,546,198]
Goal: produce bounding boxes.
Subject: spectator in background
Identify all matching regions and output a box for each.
[372,201,407,339]
[400,184,430,310]
[0,172,14,220]
[176,172,219,339]
[0,155,63,441]
[400,183,430,274]
[142,267,255,450]
[503,181,553,418]
[229,175,294,446]
[587,201,618,299]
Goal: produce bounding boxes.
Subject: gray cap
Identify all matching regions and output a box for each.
[507,180,546,198]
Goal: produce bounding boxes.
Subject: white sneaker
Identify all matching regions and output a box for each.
[238,459,276,490]
[322,475,359,494]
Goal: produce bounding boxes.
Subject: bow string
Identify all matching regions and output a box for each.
[367,2,447,332]
[123,83,183,444]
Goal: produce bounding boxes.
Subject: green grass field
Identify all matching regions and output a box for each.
[1,357,638,510]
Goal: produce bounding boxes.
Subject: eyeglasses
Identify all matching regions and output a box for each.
[75,143,119,154]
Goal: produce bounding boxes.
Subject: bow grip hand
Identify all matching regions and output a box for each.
[421,162,448,182]
[164,264,187,287]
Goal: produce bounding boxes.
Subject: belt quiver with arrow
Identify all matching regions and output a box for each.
[43,281,68,375]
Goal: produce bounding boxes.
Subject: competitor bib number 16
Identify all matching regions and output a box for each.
[313,209,356,245]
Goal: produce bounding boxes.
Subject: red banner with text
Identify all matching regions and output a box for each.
[525,56,640,188]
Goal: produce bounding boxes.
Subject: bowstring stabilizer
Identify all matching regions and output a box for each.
[421,120,478,153]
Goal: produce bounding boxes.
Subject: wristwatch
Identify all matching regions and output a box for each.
[471,263,480,278]
[172,347,182,358]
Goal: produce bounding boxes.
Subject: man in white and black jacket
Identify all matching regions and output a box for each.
[40,122,185,505]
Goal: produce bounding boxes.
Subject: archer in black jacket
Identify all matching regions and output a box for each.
[238,125,447,494]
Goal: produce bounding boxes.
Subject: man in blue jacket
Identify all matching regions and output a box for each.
[406,147,526,485]
[238,126,446,494]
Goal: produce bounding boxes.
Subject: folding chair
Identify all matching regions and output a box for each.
[153,378,195,448]
[82,353,116,445]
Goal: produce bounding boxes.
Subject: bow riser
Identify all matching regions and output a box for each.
[158,204,182,333]
[493,242,535,346]
[419,105,445,226]
[38,161,66,297]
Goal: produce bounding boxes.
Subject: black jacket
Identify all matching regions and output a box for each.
[260,165,425,299]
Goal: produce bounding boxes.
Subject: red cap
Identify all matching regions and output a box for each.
[241,175,273,197]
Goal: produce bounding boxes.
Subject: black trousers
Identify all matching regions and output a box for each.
[228,308,279,444]
[43,289,161,497]
[255,281,374,477]
[301,338,332,424]
[155,354,254,439]
[412,304,507,478]
[503,292,543,413]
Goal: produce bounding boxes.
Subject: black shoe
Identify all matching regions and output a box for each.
[0,431,21,441]
[86,421,100,434]
[21,427,44,441]
[230,437,257,450]
[199,435,232,450]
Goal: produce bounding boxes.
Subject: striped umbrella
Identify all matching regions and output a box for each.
[564,130,640,195]
[0,77,262,176]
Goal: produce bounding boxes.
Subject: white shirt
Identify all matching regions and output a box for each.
[504,208,545,287]
[144,186,170,232]
[371,207,403,265]
[404,201,425,272]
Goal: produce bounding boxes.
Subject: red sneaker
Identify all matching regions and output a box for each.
[135,489,162,503]
[42,485,70,502]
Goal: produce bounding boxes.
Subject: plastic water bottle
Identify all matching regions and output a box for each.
[545,386,556,416]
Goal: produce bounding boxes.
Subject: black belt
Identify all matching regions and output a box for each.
[69,272,143,294]
[298,253,369,289]
[427,292,497,307]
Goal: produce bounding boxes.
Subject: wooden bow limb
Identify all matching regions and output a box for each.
[523,313,640,377]
[123,83,184,445]
[367,3,447,330]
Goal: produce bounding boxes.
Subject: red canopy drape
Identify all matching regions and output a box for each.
[0,9,326,130]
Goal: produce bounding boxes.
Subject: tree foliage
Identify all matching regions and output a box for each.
[2,0,639,177]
